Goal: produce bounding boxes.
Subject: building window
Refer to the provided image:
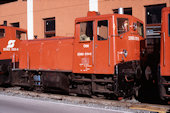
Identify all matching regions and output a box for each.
[0,29,5,38]
[113,8,132,15]
[11,22,20,28]
[0,0,17,4]
[145,4,166,24]
[97,20,108,40]
[117,18,129,35]
[44,17,55,38]
[80,21,93,41]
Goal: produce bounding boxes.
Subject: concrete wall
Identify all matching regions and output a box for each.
[0,0,27,29]
[33,0,89,38]
[99,0,169,25]
[0,0,169,38]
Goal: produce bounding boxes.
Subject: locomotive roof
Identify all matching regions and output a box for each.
[162,7,170,12]
[75,12,143,24]
[0,25,27,32]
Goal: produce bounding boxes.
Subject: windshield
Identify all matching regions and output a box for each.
[80,21,93,41]
[0,29,5,38]
[16,30,27,40]
[137,22,144,37]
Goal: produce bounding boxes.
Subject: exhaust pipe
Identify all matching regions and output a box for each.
[3,21,7,26]
[118,8,124,14]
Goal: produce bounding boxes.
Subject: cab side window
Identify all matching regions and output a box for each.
[137,22,144,37]
[97,20,108,40]
[80,21,93,41]
[168,14,170,36]
[0,29,5,38]
[117,18,129,35]
[16,30,27,40]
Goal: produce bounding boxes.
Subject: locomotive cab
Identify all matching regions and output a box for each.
[71,12,145,98]
[0,26,27,85]
[73,13,144,74]
[160,7,170,101]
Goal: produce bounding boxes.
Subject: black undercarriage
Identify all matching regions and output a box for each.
[0,59,12,85]
[11,60,141,100]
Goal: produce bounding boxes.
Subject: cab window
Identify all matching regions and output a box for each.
[168,14,170,36]
[97,20,108,40]
[137,22,144,37]
[117,18,129,35]
[80,21,93,41]
[16,30,27,40]
[0,29,5,38]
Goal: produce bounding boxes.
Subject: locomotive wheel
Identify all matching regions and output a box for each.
[145,66,152,81]
[135,66,142,80]
[138,65,159,102]
[0,64,11,85]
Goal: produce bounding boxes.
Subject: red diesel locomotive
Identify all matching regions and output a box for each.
[0,7,169,102]
[159,7,170,101]
[0,26,26,85]
[10,12,144,99]
[139,7,170,102]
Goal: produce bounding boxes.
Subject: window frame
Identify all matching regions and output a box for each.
[0,0,17,5]
[145,4,166,25]
[16,30,27,40]
[97,20,108,41]
[44,17,56,38]
[79,21,93,42]
[0,29,5,39]
[117,18,129,35]
[137,21,144,38]
[113,7,132,15]
[11,22,20,28]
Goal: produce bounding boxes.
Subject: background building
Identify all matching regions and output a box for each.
[0,0,169,39]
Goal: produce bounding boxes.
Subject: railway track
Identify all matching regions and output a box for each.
[0,87,169,113]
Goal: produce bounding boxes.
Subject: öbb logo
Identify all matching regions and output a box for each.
[3,40,19,51]
[7,40,16,48]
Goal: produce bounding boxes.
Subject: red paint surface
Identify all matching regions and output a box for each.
[160,7,170,76]
[19,37,74,71]
[0,26,27,62]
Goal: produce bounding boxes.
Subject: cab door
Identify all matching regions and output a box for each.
[94,19,113,74]
[73,21,94,73]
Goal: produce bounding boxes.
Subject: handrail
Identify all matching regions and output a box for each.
[163,32,166,66]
